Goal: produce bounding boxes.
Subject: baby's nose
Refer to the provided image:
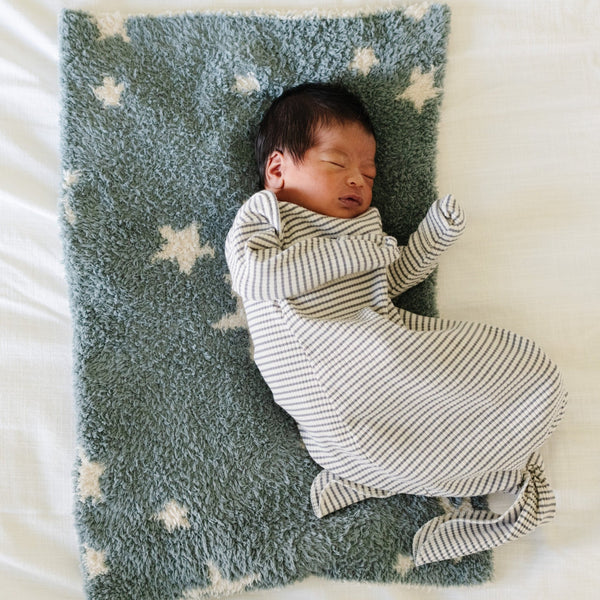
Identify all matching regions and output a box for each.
[347,170,365,186]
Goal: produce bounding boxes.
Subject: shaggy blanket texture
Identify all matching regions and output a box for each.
[59,6,492,599]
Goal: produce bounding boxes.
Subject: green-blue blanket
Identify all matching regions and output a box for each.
[59,6,492,599]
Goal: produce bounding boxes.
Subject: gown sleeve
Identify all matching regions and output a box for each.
[225,191,400,301]
[387,194,466,298]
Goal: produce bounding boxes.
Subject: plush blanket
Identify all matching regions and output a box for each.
[59,6,492,598]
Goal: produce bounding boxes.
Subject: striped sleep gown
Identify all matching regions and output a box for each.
[225,190,567,565]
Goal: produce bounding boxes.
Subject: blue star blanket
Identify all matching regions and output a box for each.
[58,5,503,598]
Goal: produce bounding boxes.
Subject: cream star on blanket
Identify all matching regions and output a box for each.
[179,561,260,599]
[233,73,260,95]
[154,500,191,532]
[394,553,414,576]
[152,223,215,275]
[404,2,432,21]
[92,76,125,107]
[77,449,105,503]
[212,275,247,331]
[397,65,442,112]
[93,13,131,42]
[62,169,81,189]
[83,546,110,579]
[61,194,76,225]
[349,47,380,76]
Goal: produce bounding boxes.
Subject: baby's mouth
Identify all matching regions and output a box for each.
[339,195,362,206]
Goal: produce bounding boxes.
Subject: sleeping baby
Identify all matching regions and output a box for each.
[225,82,567,566]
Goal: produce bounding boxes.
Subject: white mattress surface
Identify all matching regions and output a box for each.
[1,1,598,598]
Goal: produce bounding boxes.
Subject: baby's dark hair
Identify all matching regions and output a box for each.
[255,82,375,188]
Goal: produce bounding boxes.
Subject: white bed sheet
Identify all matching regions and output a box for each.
[1,0,598,598]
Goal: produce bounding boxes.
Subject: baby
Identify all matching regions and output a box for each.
[225,83,566,566]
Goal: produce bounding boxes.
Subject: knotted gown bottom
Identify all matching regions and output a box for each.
[279,304,567,565]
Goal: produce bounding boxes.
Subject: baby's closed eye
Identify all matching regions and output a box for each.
[327,161,374,176]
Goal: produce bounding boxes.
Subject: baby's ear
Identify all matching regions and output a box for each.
[264,151,285,191]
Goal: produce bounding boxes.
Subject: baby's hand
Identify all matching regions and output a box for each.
[435,194,466,234]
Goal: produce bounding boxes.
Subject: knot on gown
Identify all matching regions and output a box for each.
[411,451,556,566]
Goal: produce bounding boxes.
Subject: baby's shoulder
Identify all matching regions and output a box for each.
[233,190,282,231]
[243,190,279,213]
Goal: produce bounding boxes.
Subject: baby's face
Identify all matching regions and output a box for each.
[269,122,376,219]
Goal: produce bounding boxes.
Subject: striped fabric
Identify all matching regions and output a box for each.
[225,190,567,565]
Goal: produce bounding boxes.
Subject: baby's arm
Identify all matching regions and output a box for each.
[387,194,465,298]
[226,192,399,301]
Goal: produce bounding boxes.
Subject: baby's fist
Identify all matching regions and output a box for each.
[437,194,466,232]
